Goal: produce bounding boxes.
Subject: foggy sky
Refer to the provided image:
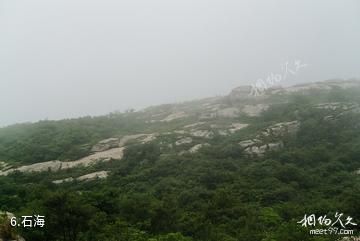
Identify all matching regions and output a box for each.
[1,0,359,127]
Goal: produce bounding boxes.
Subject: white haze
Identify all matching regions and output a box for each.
[0,0,359,126]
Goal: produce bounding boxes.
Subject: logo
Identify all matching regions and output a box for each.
[297,212,357,235]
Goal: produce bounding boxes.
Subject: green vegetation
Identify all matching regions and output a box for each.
[0,87,359,241]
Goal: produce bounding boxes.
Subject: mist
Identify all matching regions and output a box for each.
[0,0,359,126]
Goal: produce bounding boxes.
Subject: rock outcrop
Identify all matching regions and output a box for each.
[240,141,284,156]
[228,123,249,133]
[91,138,119,152]
[175,137,193,146]
[242,104,269,117]
[0,147,124,176]
[228,85,253,99]
[238,121,299,156]
[217,107,240,118]
[260,121,300,138]
[160,111,188,122]
[52,171,109,184]
[190,130,214,139]
[189,143,210,153]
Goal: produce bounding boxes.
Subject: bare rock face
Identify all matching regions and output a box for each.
[260,121,300,138]
[190,130,214,139]
[0,133,158,176]
[91,138,119,152]
[239,139,259,148]
[284,79,360,93]
[218,130,229,136]
[239,121,294,157]
[0,211,25,241]
[246,145,267,156]
[0,147,125,176]
[315,102,343,110]
[0,211,15,219]
[238,121,298,156]
[52,171,109,184]
[77,171,108,181]
[217,107,240,118]
[228,86,253,99]
[199,112,217,120]
[160,111,188,122]
[175,137,193,146]
[242,142,284,156]
[242,104,269,117]
[16,160,63,173]
[52,177,74,184]
[183,122,205,129]
[174,130,186,134]
[314,102,360,121]
[0,161,11,171]
[229,123,249,133]
[189,143,210,153]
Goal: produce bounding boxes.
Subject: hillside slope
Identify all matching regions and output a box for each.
[0,79,360,241]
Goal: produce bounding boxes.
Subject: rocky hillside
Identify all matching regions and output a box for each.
[1,79,360,181]
[0,79,359,241]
